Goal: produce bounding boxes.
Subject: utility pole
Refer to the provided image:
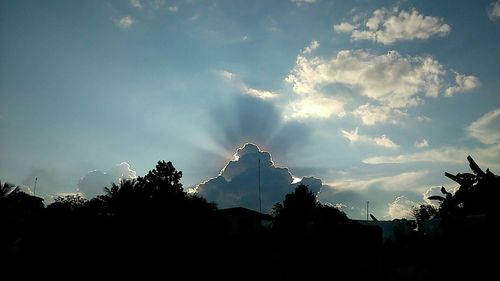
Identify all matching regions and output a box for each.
[258,158,262,214]
[366,201,369,221]
[34,177,38,196]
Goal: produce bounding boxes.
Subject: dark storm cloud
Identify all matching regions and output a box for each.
[196,143,322,213]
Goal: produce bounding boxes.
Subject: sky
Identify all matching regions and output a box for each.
[1,0,499,219]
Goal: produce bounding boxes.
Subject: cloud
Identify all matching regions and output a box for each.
[416,115,432,122]
[196,144,322,213]
[488,1,500,21]
[286,95,346,119]
[333,22,359,33]
[291,0,317,6]
[168,6,178,12]
[387,196,416,219]
[341,128,399,149]
[243,87,278,100]
[221,70,235,80]
[77,162,137,199]
[363,143,500,171]
[352,104,405,125]
[327,170,428,192]
[422,186,446,207]
[320,171,428,219]
[287,49,455,107]
[302,40,319,54]
[117,16,134,29]
[415,138,429,148]
[445,72,480,96]
[285,47,478,123]
[335,8,451,44]
[220,70,278,100]
[466,108,500,145]
[129,0,142,9]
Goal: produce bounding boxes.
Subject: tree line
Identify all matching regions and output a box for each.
[1,157,498,279]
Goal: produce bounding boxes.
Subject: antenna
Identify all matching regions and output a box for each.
[366,201,369,221]
[34,177,38,196]
[258,158,262,214]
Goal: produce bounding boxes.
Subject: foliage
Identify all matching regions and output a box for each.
[428,156,500,219]
[272,184,350,234]
[411,204,438,232]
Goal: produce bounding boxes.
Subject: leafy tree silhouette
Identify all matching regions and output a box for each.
[411,204,437,233]
[429,156,500,219]
[425,156,499,279]
[138,160,185,197]
[48,194,87,212]
[272,184,317,233]
[272,184,351,235]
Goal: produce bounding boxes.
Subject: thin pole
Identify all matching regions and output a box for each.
[258,158,262,214]
[366,201,369,221]
[34,177,38,196]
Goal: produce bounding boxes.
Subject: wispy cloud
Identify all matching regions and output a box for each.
[466,108,500,144]
[333,22,359,33]
[363,144,500,171]
[116,16,134,29]
[291,0,317,6]
[352,104,406,125]
[220,70,278,100]
[129,0,142,9]
[221,70,235,80]
[327,170,428,192]
[302,40,319,54]
[335,8,451,44]
[342,128,399,149]
[243,87,278,100]
[416,115,432,122]
[488,1,500,21]
[168,6,178,12]
[415,138,429,148]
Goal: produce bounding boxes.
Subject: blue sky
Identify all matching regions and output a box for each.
[1,0,499,219]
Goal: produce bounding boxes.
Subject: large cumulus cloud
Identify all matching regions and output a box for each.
[196,143,322,213]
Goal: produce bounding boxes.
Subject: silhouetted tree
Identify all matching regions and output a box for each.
[48,194,87,211]
[412,204,437,233]
[429,156,500,219]
[272,184,317,232]
[100,179,140,216]
[137,160,185,198]
[424,159,499,278]
[272,184,352,236]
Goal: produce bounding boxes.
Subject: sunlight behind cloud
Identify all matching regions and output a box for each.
[287,95,345,119]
